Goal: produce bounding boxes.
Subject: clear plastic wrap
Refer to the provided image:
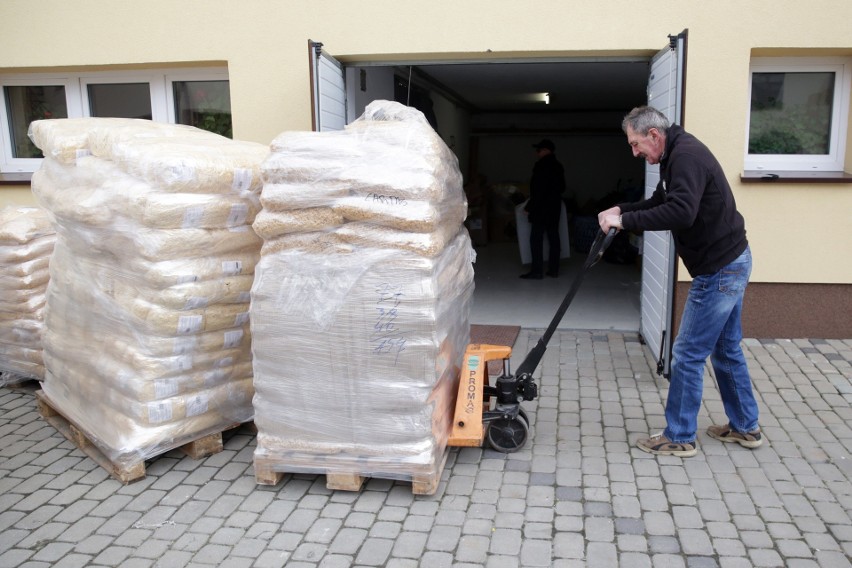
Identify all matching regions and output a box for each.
[0,206,55,384]
[28,118,263,464]
[252,100,475,483]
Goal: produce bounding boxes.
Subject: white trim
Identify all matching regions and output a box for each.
[745,57,851,172]
[0,67,228,172]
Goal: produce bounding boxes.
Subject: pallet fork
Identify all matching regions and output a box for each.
[449,228,618,452]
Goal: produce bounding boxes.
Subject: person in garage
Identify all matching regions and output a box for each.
[520,139,566,279]
[598,105,761,458]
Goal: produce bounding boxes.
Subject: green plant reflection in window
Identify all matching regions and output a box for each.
[749,72,834,155]
[4,85,68,158]
[173,80,232,138]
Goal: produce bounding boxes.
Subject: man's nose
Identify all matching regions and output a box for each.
[632,146,640,157]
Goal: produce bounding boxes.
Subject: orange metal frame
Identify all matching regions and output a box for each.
[448,343,512,447]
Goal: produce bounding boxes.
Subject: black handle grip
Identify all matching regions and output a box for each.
[584,227,618,269]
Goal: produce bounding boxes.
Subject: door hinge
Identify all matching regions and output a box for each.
[668,35,678,50]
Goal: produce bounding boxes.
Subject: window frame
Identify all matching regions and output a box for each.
[744,56,851,172]
[0,67,228,173]
[0,73,83,172]
[80,72,166,121]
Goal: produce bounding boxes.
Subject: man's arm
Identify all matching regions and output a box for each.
[598,181,665,232]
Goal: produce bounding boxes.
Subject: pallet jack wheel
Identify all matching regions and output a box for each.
[486,415,529,453]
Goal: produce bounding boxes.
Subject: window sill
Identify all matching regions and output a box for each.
[0,172,33,186]
[741,170,852,183]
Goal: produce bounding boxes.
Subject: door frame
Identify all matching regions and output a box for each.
[309,43,686,357]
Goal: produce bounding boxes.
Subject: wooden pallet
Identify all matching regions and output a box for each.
[254,447,449,496]
[34,389,244,484]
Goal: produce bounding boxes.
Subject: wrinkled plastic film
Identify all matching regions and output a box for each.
[0,206,55,383]
[29,118,264,464]
[252,100,475,480]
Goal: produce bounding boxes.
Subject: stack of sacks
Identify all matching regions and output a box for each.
[29,117,265,464]
[251,100,475,482]
[0,206,55,384]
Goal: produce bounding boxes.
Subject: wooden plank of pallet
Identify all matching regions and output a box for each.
[253,456,287,486]
[253,447,450,496]
[35,390,146,484]
[35,389,238,484]
[325,472,365,492]
[411,447,449,496]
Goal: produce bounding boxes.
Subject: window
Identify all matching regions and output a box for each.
[171,80,232,139]
[0,68,229,173]
[86,83,153,119]
[745,57,851,172]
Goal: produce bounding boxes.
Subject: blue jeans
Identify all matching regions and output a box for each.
[664,246,758,443]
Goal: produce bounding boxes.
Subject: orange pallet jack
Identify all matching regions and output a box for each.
[449,228,617,452]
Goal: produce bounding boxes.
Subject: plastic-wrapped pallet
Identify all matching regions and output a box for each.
[29,117,266,467]
[0,205,55,385]
[251,100,475,491]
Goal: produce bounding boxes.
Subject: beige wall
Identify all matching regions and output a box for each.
[1,0,851,284]
[0,186,36,205]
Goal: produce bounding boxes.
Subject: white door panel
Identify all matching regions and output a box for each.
[310,41,346,132]
[640,33,686,378]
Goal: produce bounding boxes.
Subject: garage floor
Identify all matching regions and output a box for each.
[468,241,642,332]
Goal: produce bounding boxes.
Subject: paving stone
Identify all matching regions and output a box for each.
[2,331,851,568]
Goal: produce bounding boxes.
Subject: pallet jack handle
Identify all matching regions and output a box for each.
[514,228,618,381]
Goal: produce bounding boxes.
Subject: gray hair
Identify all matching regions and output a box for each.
[622,106,671,135]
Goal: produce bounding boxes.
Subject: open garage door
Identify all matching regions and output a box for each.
[640,31,687,378]
[309,41,346,132]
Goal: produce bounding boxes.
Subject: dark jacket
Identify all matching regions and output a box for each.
[525,153,566,224]
[620,125,748,277]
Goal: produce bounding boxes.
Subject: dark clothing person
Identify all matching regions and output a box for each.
[620,125,748,277]
[599,106,760,458]
[521,140,565,279]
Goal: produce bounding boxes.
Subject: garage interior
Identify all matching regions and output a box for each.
[344,59,652,331]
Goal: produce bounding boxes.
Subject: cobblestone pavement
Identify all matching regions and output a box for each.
[1,332,851,568]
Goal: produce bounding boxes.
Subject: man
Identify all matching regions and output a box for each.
[521,139,565,279]
[599,106,761,457]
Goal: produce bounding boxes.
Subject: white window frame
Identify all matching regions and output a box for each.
[0,74,83,172]
[0,67,228,173]
[745,57,851,172]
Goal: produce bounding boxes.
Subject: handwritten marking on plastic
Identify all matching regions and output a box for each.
[365,193,408,208]
[370,283,407,364]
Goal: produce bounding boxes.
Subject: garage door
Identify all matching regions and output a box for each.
[309,41,346,132]
[640,32,687,378]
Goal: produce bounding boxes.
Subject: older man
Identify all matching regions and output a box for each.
[599,106,761,457]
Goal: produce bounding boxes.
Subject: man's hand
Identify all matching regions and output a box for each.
[598,206,623,232]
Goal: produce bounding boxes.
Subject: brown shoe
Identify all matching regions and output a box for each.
[707,424,763,449]
[636,433,698,457]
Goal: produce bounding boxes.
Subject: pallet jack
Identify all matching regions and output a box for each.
[449,228,617,453]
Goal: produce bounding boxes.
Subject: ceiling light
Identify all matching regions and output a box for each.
[544,93,550,105]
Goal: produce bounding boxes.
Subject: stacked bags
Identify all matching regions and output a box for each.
[0,206,55,384]
[29,118,265,465]
[251,100,475,483]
